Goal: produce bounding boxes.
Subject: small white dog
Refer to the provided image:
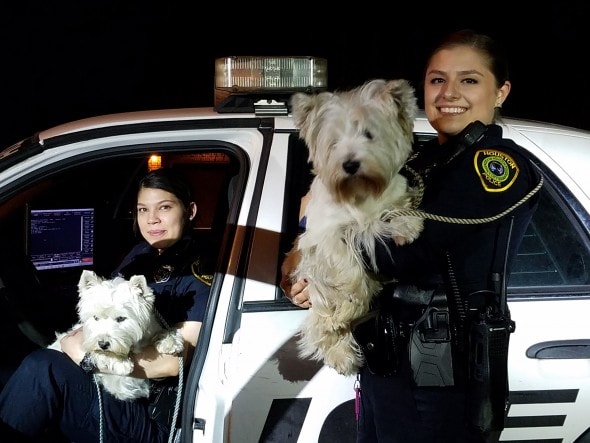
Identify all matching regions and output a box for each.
[49,269,184,401]
[287,79,423,375]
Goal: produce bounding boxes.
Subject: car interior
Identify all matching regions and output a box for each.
[0,148,242,390]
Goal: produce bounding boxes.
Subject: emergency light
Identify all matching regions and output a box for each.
[214,56,328,115]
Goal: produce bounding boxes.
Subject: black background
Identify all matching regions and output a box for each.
[2,2,589,148]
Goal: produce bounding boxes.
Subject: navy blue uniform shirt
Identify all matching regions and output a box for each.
[113,235,212,326]
[374,123,542,296]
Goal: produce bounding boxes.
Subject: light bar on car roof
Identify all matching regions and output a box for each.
[214,56,328,115]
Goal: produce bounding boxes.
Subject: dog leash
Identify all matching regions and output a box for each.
[93,311,183,443]
[92,361,183,443]
[94,374,105,443]
[154,308,184,443]
[383,168,544,225]
[168,357,184,443]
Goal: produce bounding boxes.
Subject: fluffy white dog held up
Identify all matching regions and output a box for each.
[288,79,424,375]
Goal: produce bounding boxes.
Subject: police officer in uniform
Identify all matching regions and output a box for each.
[354,30,543,443]
[281,30,542,443]
[0,168,213,442]
[355,120,542,443]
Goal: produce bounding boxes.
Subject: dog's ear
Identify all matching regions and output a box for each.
[291,91,333,158]
[290,92,317,137]
[129,274,155,303]
[383,79,418,139]
[78,269,102,292]
[291,92,335,132]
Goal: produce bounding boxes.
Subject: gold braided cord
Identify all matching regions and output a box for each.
[402,164,425,209]
[383,175,543,225]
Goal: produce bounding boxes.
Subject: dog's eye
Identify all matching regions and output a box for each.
[115,316,127,323]
[93,315,99,321]
[364,129,373,140]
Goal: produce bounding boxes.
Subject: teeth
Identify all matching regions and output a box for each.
[439,107,465,114]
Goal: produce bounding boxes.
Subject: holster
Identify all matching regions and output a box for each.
[351,284,432,377]
[409,289,455,386]
[351,284,457,386]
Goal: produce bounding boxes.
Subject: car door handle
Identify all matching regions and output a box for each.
[526,339,590,359]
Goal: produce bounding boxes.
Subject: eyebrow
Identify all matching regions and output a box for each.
[136,199,177,207]
[427,69,485,77]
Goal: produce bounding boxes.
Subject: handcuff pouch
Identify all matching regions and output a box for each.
[351,309,405,376]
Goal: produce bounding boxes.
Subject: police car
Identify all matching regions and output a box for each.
[1,56,590,443]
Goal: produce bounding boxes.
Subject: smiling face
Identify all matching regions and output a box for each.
[424,45,511,143]
[136,187,196,253]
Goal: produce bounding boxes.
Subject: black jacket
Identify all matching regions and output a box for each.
[374,123,542,303]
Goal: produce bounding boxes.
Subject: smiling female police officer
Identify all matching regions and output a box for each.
[282,29,542,443]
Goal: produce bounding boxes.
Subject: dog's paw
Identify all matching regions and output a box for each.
[298,321,363,376]
[322,334,363,376]
[98,374,150,401]
[154,329,184,355]
[391,216,424,245]
[393,234,410,246]
[92,353,134,375]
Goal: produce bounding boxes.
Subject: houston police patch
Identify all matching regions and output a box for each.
[191,258,213,286]
[473,149,519,192]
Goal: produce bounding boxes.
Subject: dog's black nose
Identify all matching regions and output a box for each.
[343,160,360,175]
[98,340,110,350]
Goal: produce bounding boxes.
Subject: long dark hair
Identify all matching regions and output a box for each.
[133,167,194,235]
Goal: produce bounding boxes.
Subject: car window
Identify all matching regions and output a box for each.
[509,183,590,292]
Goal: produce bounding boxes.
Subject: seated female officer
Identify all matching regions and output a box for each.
[0,167,212,442]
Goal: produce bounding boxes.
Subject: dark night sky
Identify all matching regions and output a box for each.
[2,2,590,148]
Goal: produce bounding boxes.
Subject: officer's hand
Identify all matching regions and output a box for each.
[60,327,86,365]
[280,246,311,309]
[289,278,311,308]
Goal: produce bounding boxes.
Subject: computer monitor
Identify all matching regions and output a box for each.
[27,207,95,271]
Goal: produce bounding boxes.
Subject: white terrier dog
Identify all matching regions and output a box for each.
[287,79,423,375]
[49,269,184,401]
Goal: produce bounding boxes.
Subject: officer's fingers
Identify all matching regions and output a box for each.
[292,286,311,308]
[298,297,312,309]
[292,278,309,294]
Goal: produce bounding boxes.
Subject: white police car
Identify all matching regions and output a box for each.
[1,56,590,443]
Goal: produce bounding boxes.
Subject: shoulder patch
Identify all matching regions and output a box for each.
[191,259,213,287]
[194,272,213,286]
[473,149,520,192]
